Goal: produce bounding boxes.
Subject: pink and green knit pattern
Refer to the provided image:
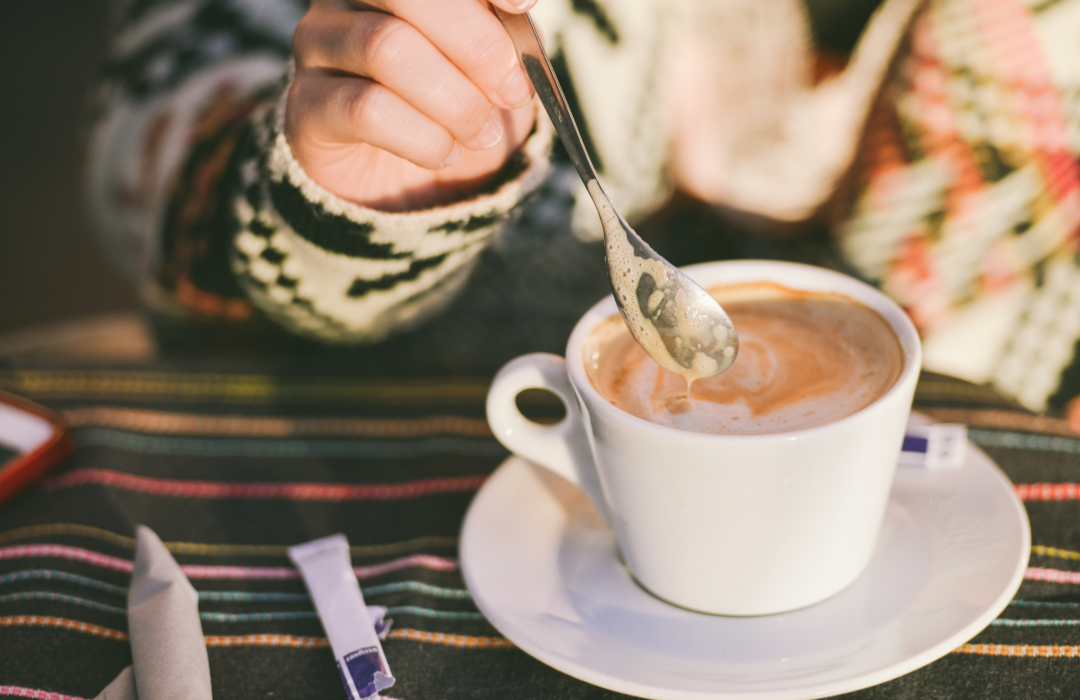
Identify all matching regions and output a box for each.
[842,0,1080,411]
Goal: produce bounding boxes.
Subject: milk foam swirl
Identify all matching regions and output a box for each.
[584,283,903,435]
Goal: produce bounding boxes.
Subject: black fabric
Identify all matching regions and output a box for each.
[102,0,291,101]
[1046,330,1080,414]
[570,0,620,44]
[267,179,401,260]
[346,255,450,298]
[803,0,886,55]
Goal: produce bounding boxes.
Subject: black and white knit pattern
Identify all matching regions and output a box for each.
[230,91,555,343]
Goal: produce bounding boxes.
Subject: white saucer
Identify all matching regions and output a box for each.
[461,444,1030,700]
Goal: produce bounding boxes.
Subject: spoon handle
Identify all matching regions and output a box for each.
[494,7,739,381]
[493,8,601,189]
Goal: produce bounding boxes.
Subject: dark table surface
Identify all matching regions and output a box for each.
[0,360,1076,700]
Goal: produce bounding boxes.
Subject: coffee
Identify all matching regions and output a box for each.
[584,282,903,435]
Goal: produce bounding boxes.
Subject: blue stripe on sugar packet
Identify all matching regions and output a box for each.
[901,435,928,454]
[341,647,388,699]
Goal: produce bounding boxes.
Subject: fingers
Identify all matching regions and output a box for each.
[487,0,538,14]
[290,0,538,172]
[347,0,534,110]
[288,71,465,170]
[296,8,505,151]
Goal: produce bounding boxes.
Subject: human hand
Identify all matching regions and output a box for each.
[288,0,538,212]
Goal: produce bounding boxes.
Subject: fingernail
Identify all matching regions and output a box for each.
[465,113,504,150]
[498,69,532,109]
[511,0,536,9]
[439,142,464,168]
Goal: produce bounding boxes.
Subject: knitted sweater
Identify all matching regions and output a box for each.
[88,0,673,345]
[88,0,1080,413]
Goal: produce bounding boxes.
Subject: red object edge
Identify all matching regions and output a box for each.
[0,390,74,507]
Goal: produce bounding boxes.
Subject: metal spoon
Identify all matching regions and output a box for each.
[494,9,738,383]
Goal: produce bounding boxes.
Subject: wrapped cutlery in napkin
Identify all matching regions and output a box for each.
[95,525,212,700]
[94,665,136,700]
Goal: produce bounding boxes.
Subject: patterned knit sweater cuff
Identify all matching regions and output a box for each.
[230,86,555,344]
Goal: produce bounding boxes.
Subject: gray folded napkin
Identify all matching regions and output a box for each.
[95,665,136,700]
[95,525,212,700]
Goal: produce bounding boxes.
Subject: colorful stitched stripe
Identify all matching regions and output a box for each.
[955,644,1080,657]
[1016,484,1080,501]
[968,429,1080,454]
[383,606,483,621]
[200,607,483,623]
[198,590,305,603]
[199,582,470,602]
[992,619,1080,627]
[203,629,510,648]
[3,690,371,700]
[0,523,458,557]
[1011,599,1080,608]
[360,580,471,599]
[186,554,458,580]
[73,430,506,458]
[0,616,509,649]
[0,616,128,641]
[1026,567,1080,585]
[918,408,1078,438]
[199,610,317,623]
[0,591,482,621]
[0,545,457,579]
[0,570,127,596]
[43,469,488,501]
[0,370,489,404]
[386,628,514,648]
[44,590,1080,626]
[0,571,471,602]
[63,407,491,438]
[1032,545,1080,562]
[205,634,328,648]
[0,545,133,573]
[0,687,87,700]
[0,524,133,550]
[0,592,124,616]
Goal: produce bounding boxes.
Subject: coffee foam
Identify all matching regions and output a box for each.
[584,282,903,436]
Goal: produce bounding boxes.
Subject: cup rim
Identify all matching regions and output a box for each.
[565,259,922,442]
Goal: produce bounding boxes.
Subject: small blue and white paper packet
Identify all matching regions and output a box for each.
[289,535,395,700]
[898,420,967,469]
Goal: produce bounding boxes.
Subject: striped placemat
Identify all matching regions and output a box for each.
[0,368,1076,699]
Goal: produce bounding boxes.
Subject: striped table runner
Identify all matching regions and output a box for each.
[0,368,1077,699]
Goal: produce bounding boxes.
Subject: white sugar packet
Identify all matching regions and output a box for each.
[898,420,967,470]
[289,535,395,700]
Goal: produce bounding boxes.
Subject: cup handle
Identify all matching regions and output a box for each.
[486,353,610,522]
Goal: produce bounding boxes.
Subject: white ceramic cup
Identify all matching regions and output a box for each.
[486,260,921,616]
